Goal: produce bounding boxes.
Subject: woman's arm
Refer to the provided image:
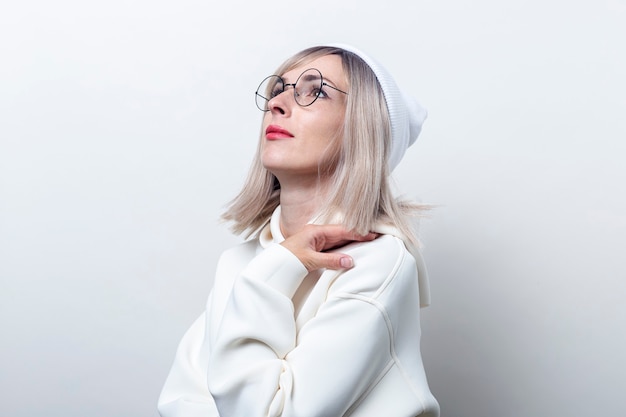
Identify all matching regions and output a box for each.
[207,226,396,417]
[157,307,219,417]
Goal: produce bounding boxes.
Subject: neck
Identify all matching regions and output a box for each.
[277,177,331,238]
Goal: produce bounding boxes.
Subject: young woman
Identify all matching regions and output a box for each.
[158,44,439,417]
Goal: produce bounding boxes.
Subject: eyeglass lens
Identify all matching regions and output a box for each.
[255,68,325,111]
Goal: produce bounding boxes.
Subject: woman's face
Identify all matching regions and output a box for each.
[260,54,348,184]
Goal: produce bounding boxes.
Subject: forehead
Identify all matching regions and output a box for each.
[282,54,346,86]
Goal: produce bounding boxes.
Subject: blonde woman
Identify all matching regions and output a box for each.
[158,44,439,417]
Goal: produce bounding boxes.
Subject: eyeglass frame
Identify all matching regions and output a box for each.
[255,68,348,112]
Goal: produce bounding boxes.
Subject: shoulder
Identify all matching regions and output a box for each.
[327,234,417,298]
[211,238,262,303]
[348,234,415,273]
[215,238,260,273]
[218,238,258,259]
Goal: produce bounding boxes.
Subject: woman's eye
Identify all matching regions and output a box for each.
[311,88,327,98]
[270,87,283,98]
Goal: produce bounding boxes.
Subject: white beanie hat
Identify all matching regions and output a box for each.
[326,43,427,171]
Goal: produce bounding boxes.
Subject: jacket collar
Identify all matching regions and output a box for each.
[259,205,284,249]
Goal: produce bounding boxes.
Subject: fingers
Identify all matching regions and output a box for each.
[281,224,379,272]
[309,224,378,252]
[302,252,354,272]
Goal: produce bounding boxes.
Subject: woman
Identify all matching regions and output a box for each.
[158,44,439,417]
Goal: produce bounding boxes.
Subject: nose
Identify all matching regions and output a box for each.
[267,85,296,115]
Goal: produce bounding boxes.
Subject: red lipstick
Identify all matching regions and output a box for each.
[265,125,294,140]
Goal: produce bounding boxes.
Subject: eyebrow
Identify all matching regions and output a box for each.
[299,73,322,82]
[281,70,344,90]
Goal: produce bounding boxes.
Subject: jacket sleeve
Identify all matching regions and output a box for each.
[207,243,396,417]
[157,305,219,417]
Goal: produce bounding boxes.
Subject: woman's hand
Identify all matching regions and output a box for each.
[280,224,378,272]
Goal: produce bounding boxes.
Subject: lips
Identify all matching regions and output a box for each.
[265,124,294,140]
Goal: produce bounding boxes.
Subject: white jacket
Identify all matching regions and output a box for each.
[158,207,439,417]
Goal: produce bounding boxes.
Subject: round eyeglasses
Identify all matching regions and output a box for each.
[255,68,348,112]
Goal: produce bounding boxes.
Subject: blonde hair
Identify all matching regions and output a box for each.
[221,46,427,244]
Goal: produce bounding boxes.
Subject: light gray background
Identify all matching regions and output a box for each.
[1,1,624,416]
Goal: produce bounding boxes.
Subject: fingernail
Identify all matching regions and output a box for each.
[340,257,353,268]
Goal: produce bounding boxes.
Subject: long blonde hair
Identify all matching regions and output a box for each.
[221,46,427,244]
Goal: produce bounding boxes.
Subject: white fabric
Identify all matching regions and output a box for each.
[308,206,431,308]
[158,207,439,417]
[327,43,427,171]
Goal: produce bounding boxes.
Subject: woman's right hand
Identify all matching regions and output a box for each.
[280,224,378,272]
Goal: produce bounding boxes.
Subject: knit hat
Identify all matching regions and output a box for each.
[326,43,427,171]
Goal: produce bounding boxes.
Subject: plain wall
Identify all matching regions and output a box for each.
[1,0,624,416]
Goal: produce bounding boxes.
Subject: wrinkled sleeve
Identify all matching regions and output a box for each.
[157,302,219,417]
[207,243,395,417]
